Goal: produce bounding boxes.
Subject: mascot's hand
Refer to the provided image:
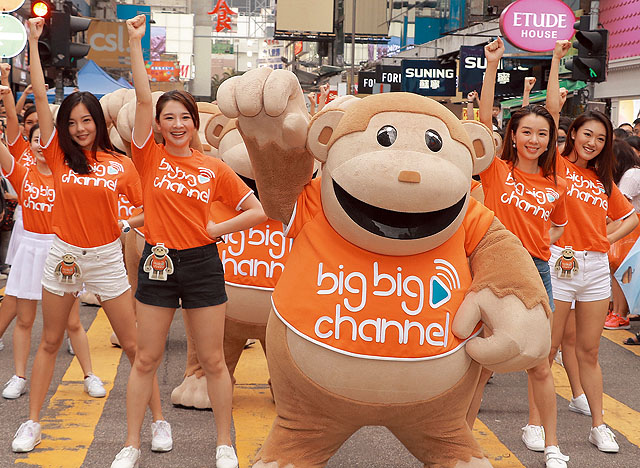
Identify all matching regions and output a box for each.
[452,288,550,373]
[217,67,310,150]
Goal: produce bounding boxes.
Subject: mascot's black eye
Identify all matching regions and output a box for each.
[425,129,443,152]
[377,126,397,146]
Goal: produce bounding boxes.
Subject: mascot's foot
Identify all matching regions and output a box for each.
[171,374,211,409]
[79,292,100,306]
[453,457,493,467]
[110,332,121,348]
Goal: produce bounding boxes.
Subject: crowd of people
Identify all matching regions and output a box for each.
[0,16,638,468]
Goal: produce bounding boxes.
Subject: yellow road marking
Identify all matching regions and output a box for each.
[232,341,276,468]
[602,329,640,357]
[15,309,123,467]
[551,362,640,447]
[473,419,525,467]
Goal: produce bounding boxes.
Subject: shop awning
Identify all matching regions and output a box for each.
[500,80,588,108]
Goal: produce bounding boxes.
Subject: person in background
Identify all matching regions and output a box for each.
[632,117,640,137]
[606,139,640,331]
[614,128,630,140]
[619,123,633,134]
[558,116,573,154]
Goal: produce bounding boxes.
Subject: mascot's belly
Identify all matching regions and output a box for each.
[280,315,472,404]
[226,285,272,325]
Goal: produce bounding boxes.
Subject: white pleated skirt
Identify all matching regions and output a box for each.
[5,230,54,300]
[6,206,25,266]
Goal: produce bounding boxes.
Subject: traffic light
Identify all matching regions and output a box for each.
[30,0,52,19]
[30,0,53,66]
[566,15,608,83]
[50,12,92,68]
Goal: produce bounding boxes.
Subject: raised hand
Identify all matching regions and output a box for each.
[126,14,146,41]
[524,77,536,93]
[217,67,310,150]
[553,40,571,60]
[0,85,11,96]
[28,18,44,40]
[467,91,478,102]
[484,37,504,64]
[559,87,568,109]
[0,64,10,83]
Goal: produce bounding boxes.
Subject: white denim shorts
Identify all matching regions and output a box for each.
[42,236,130,302]
[548,245,611,303]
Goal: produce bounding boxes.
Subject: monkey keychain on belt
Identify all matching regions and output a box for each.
[554,246,579,279]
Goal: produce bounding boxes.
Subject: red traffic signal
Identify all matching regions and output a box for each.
[31,0,52,19]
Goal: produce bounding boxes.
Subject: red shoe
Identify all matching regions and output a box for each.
[604,313,631,330]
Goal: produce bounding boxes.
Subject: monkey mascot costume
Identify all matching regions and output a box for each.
[217,68,552,468]
[171,112,294,408]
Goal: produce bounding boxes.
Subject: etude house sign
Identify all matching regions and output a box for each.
[499,0,576,52]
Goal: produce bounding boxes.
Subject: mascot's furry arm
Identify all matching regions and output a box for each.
[453,218,552,373]
[218,68,314,224]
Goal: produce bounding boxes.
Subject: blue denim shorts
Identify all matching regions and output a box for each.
[532,256,555,313]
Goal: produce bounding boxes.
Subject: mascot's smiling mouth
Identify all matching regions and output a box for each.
[333,180,466,240]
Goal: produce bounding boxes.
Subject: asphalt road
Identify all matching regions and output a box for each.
[1,297,639,468]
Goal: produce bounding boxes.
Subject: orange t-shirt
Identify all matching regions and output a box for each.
[212,201,292,290]
[131,130,252,250]
[8,135,36,168]
[556,156,635,252]
[480,157,567,261]
[3,159,55,234]
[42,129,143,248]
[271,179,494,361]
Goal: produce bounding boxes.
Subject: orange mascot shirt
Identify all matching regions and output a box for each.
[132,131,252,250]
[42,129,143,248]
[272,179,494,361]
[8,135,36,168]
[481,157,567,261]
[3,159,54,234]
[211,201,292,291]
[556,156,635,252]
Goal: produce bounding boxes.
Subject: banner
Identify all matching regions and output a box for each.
[146,61,180,82]
[375,65,402,92]
[401,60,457,97]
[458,45,544,97]
[358,71,376,95]
[87,21,131,68]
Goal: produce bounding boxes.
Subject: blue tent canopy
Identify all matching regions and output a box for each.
[16,60,131,103]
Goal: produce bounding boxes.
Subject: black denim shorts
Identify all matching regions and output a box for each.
[135,242,227,309]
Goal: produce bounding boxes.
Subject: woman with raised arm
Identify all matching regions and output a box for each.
[11,17,168,455]
[474,38,571,468]
[112,15,266,468]
[546,37,638,454]
[0,69,107,402]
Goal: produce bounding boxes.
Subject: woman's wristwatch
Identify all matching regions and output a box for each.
[121,220,131,233]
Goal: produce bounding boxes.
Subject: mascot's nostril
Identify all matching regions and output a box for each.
[398,170,421,183]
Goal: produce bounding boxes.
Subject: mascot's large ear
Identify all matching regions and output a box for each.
[461,120,496,175]
[204,113,231,149]
[307,109,344,163]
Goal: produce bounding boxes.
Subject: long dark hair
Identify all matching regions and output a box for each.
[562,111,614,195]
[56,92,116,174]
[500,105,557,182]
[613,139,640,185]
[155,90,200,130]
[625,135,640,154]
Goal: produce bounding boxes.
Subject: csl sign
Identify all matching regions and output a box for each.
[500,0,576,52]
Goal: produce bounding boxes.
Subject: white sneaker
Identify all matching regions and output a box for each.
[67,337,75,355]
[216,444,239,468]
[3,375,27,399]
[0,337,4,350]
[151,420,173,452]
[521,424,545,451]
[111,446,140,468]
[84,374,106,398]
[12,420,41,452]
[544,445,569,468]
[589,424,619,453]
[568,393,591,416]
[554,350,563,366]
